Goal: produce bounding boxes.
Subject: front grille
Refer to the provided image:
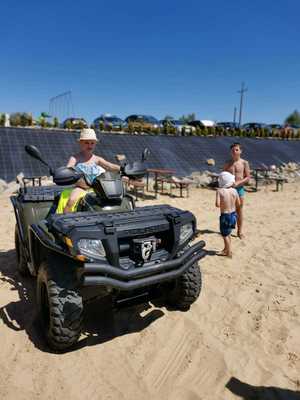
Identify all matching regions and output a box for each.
[118,231,170,262]
[119,249,170,270]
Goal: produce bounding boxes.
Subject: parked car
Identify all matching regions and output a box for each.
[289,124,300,132]
[187,120,205,129]
[92,115,125,131]
[200,120,216,127]
[242,122,271,132]
[125,115,160,130]
[160,119,196,135]
[61,118,88,130]
[268,124,283,130]
[216,122,239,130]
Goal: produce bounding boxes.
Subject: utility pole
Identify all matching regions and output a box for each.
[233,106,237,124]
[238,82,248,127]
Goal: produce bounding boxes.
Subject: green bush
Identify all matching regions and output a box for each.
[238,128,243,137]
[210,127,216,136]
[76,121,85,130]
[10,112,32,126]
[194,126,201,136]
[152,127,160,135]
[65,119,72,129]
[53,117,59,128]
[97,121,104,131]
[10,113,21,126]
[126,122,133,134]
[39,117,46,128]
[0,113,5,126]
[216,126,224,136]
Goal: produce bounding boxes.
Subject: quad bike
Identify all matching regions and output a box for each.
[11,145,206,351]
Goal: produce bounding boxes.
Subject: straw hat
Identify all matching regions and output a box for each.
[218,171,235,188]
[78,128,98,142]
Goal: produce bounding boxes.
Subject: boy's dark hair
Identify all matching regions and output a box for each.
[230,142,242,149]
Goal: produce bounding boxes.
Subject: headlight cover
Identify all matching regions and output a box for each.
[179,223,193,245]
[77,239,106,260]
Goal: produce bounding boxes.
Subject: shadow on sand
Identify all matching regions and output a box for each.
[198,229,219,235]
[226,377,300,400]
[0,249,164,354]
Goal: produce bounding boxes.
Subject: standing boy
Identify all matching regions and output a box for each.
[223,143,250,239]
[216,171,240,257]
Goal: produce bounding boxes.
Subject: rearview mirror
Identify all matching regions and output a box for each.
[25,145,52,172]
[25,145,44,161]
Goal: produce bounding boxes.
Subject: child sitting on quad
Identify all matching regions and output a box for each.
[62,128,120,213]
[215,171,240,258]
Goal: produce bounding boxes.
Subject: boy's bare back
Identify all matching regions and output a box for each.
[217,187,240,213]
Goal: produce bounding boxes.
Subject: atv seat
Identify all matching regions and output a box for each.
[56,188,89,214]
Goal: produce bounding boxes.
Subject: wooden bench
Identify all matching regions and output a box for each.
[252,169,286,192]
[157,176,192,197]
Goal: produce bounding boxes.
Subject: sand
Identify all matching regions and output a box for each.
[0,183,300,400]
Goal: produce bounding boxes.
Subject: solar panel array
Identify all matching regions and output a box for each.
[1,127,300,182]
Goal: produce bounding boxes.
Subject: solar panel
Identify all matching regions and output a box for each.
[0,127,300,182]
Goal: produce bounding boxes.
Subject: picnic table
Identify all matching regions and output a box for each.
[167,176,193,198]
[253,168,268,191]
[146,168,176,198]
[253,168,285,192]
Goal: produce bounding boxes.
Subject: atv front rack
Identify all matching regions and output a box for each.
[18,185,71,202]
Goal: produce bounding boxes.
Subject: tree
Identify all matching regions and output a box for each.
[41,112,51,118]
[179,113,196,123]
[285,110,300,126]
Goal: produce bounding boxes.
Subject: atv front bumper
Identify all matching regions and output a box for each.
[81,240,206,291]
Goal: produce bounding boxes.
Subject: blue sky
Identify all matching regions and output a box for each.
[0,0,299,124]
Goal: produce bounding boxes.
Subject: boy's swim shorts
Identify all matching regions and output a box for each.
[235,186,245,197]
[220,211,237,237]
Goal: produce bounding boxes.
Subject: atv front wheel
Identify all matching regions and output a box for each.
[37,260,83,351]
[15,225,29,276]
[166,263,202,311]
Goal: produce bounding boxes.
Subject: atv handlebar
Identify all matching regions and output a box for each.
[24,144,150,185]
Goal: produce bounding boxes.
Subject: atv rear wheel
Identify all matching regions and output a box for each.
[166,263,202,311]
[15,225,29,276]
[37,260,83,351]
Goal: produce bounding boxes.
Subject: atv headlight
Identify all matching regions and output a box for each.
[78,239,106,259]
[179,223,193,245]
